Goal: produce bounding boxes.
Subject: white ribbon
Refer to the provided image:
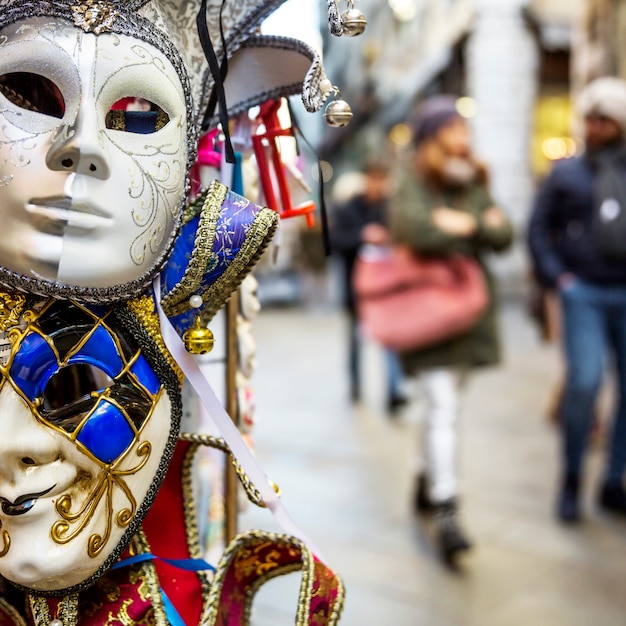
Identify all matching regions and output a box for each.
[153,278,323,558]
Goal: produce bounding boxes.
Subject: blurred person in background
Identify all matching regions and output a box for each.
[389,95,513,564]
[528,77,626,523]
[331,163,407,413]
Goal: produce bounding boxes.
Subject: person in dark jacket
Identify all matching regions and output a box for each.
[528,76,626,523]
[389,96,513,564]
[331,163,407,412]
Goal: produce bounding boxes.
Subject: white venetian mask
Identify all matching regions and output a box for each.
[0,17,187,293]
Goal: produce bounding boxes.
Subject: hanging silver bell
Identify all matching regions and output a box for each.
[341,8,367,36]
[324,99,353,127]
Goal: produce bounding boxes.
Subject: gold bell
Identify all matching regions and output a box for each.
[341,8,367,36]
[183,316,215,355]
[324,98,353,127]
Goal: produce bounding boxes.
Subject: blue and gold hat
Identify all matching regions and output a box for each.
[159,180,279,338]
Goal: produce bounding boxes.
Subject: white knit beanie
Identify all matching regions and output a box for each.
[578,76,626,135]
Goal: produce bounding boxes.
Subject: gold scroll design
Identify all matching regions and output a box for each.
[0,520,9,558]
[51,441,152,558]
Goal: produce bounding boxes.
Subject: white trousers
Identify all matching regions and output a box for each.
[420,368,461,504]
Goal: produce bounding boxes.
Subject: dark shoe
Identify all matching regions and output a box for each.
[557,474,580,523]
[599,481,626,516]
[386,394,408,415]
[433,500,472,565]
[414,473,434,513]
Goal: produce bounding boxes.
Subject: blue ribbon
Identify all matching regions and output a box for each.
[111,553,215,573]
[111,553,215,625]
[159,589,187,626]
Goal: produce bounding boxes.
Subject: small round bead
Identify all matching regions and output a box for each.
[189,295,203,309]
[319,78,333,96]
[50,620,64,626]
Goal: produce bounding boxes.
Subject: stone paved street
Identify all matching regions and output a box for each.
[238,300,626,626]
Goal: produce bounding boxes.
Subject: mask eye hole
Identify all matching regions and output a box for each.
[0,72,65,119]
[40,364,114,433]
[105,97,170,134]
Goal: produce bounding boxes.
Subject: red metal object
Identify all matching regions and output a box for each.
[252,100,316,227]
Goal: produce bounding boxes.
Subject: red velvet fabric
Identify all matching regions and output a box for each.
[142,441,204,625]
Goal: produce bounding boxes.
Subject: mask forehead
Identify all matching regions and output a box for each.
[0,293,181,593]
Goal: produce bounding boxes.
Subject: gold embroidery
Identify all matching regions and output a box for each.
[0,291,25,333]
[161,181,226,314]
[235,543,283,579]
[28,593,79,626]
[72,1,119,35]
[161,181,280,324]
[178,432,270,507]
[198,207,278,325]
[133,530,170,626]
[103,598,154,626]
[127,296,184,384]
[105,109,126,131]
[155,110,169,132]
[181,441,213,623]
[104,109,169,133]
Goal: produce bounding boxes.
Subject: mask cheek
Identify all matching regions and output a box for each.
[102,126,186,257]
[106,120,187,201]
[0,124,50,176]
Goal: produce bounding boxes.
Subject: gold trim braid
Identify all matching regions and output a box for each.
[160,181,279,323]
[126,296,184,384]
[28,593,79,626]
[198,206,278,324]
[161,180,226,315]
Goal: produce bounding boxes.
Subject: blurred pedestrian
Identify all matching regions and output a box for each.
[528,76,626,523]
[389,95,513,564]
[331,163,407,413]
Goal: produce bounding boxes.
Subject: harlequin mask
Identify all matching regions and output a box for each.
[0,291,182,593]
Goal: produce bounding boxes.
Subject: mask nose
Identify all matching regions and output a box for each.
[46,109,110,181]
[0,387,60,485]
[0,451,56,486]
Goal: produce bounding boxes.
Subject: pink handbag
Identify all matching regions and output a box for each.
[352,245,489,352]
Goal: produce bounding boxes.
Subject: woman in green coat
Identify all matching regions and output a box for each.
[389,96,513,564]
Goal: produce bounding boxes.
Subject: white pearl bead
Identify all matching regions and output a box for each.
[50,620,64,626]
[319,78,333,95]
[189,295,203,309]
